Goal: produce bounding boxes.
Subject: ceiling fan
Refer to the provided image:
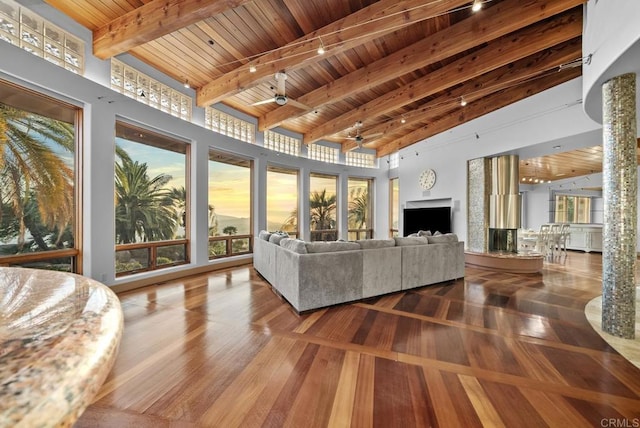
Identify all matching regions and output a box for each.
[251,71,309,109]
[344,121,383,150]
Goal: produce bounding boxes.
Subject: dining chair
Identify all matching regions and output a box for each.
[557,223,570,255]
[536,224,552,257]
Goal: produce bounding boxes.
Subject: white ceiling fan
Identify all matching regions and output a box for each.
[251,71,309,109]
[344,121,383,150]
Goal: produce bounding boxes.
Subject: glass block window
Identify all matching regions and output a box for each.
[264,130,300,156]
[205,107,255,144]
[308,143,338,164]
[346,151,377,168]
[111,58,192,121]
[389,152,400,169]
[0,0,84,74]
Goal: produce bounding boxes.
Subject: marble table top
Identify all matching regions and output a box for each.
[0,267,123,427]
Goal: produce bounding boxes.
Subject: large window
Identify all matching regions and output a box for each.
[310,173,337,241]
[390,178,399,237]
[0,79,80,272]
[555,194,591,223]
[115,122,189,276]
[267,166,298,238]
[208,151,252,258]
[348,178,373,240]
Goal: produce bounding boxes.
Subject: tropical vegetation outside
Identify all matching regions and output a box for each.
[0,84,78,272]
[114,122,188,274]
[348,178,372,240]
[208,152,252,258]
[390,177,400,237]
[307,174,337,241]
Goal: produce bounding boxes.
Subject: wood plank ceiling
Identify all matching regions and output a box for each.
[44,0,586,159]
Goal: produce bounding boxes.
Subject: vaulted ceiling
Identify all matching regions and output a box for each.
[45,0,585,157]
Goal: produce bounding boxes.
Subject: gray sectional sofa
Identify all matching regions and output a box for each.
[254,231,465,312]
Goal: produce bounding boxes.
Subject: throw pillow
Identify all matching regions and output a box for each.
[407,233,418,237]
[280,238,308,254]
[427,233,458,244]
[417,230,432,237]
[258,230,272,241]
[433,231,443,236]
[269,232,289,245]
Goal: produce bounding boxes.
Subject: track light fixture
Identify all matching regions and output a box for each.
[460,96,467,107]
[183,80,190,88]
[249,65,257,73]
[472,0,482,12]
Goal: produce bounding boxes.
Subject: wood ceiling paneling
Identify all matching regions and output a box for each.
[520,139,640,184]
[44,0,587,157]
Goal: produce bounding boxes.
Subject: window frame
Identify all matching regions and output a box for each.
[309,172,338,241]
[208,150,254,259]
[114,121,191,277]
[0,78,82,272]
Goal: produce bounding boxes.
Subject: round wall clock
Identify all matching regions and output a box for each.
[419,168,436,190]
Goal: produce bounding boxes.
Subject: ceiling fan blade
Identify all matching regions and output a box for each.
[275,72,286,96]
[251,98,275,106]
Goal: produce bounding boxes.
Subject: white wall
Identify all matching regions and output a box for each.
[582,0,640,125]
[395,78,601,243]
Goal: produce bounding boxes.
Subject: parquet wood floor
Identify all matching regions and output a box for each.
[75,252,640,427]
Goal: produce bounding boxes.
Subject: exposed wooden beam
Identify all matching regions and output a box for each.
[342,37,583,152]
[376,67,582,157]
[261,0,585,132]
[196,0,469,107]
[309,9,582,146]
[93,0,252,59]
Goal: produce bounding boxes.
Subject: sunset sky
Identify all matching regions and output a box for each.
[116,139,369,230]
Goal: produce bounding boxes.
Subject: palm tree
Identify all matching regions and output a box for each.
[0,103,74,251]
[348,187,369,229]
[282,190,337,239]
[115,156,180,244]
[208,204,219,236]
[309,189,336,231]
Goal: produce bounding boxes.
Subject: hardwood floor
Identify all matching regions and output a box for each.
[75,252,640,427]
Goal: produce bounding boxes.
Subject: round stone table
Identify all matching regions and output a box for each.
[0,267,123,427]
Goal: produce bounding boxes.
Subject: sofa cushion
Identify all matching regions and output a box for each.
[280,238,308,254]
[394,236,429,246]
[417,230,432,237]
[258,230,272,241]
[269,232,289,245]
[357,239,396,249]
[427,233,458,244]
[305,241,360,253]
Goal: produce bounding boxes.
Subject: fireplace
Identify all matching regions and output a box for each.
[489,155,520,253]
[489,228,517,252]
